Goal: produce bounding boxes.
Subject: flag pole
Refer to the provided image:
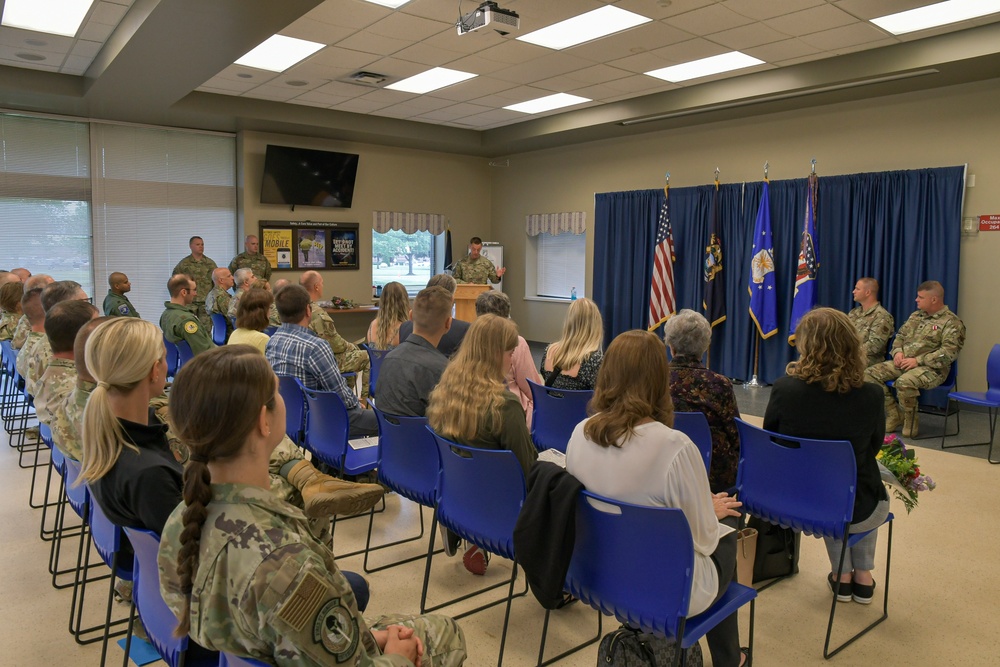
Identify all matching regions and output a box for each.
[744,161,769,389]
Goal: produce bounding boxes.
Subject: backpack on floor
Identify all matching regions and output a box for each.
[597,625,703,667]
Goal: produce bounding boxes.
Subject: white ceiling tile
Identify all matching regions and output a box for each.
[61,54,93,74]
[304,0,390,30]
[370,104,425,119]
[334,30,412,56]
[288,97,337,109]
[650,38,730,65]
[367,12,450,41]
[565,81,627,102]
[333,96,394,113]
[390,41,464,67]
[799,22,896,51]
[832,0,931,22]
[0,57,59,72]
[830,37,900,56]
[281,18,354,45]
[476,39,549,65]
[565,20,695,62]
[0,27,73,51]
[722,0,824,21]
[70,40,104,58]
[307,46,380,71]
[764,5,862,37]
[281,61,354,81]
[90,2,129,26]
[424,76,517,102]
[441,53,511,75]
[415,102,493,121]
[357,56,429,79]
[315,80,379,97]
[196,76,260,93]
[708,22,792,50]
[243,84,306,102]
[515,0,606,27]
[383,94,455,112]
[399,1,466,23]
[614,0,717,20]
[210,65,281,85]
[470,86,555,107]
[743,38,822,63]
[564,63,636,85]
[531,73,586,93]
[421,27,507,55]
[774,52,830,67]
[607,51,674,74]
[491,52,596,84]
[78,20,116,43]
[603,73,681,94]
[666,4,756,35]
[0,44,60,66]
[358,88,417,103]
[272,78,327,92]
[293,90,355,106]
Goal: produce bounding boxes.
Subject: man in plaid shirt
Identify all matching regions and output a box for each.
[266,285,378,437]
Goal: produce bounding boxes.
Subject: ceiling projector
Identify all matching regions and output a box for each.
[456,1,520,36]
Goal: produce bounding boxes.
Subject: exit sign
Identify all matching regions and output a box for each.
[981,215,1000,231]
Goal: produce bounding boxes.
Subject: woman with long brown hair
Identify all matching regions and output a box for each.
[228,287,273,353]
[764,307,888,605]
[367,281,409,349]
[566,329,745,667]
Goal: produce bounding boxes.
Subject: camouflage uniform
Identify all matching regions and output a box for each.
[865,306,965,433]
[848,303,894,368]
[57,378,95,462]
[158,484,466,667]
[103,290,141,318]
[11,314,29,349]
[0,310,18,340]
[160,302,215,356]
[205,287,234,341]
[227,288,246,320]
[172,254,218,329]
[309,302,370,399]
[22,336,51,397]
[453,256,500,285]
[229,288,280,326]
[229,252,272,281]
[33,357,76,427]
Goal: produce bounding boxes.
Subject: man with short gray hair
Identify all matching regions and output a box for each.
[226,267,255,320]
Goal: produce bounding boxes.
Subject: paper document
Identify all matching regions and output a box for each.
[349,436,379,450]
[537,448,566,468]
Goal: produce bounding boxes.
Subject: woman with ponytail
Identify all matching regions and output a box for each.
[158,346,467,666]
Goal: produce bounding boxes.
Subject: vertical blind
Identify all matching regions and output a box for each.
[537,232,586,299]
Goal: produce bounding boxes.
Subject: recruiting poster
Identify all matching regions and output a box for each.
[261,228,292,269]
[297,229,327,268]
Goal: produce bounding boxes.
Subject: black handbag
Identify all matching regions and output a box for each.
[748,515,800,583]
[597,625,703,667]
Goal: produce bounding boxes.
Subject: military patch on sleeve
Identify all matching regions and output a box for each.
[277,570,328,632]
[313,598,360,661]
[118,305,130,315]
[183,321,199,334]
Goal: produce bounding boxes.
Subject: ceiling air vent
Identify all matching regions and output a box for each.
[347,71,388,87]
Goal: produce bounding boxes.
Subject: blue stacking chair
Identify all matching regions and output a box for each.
[558,491,757,667]
[943,343,1000,463]
[38,423,64,541]
[672,411,713,473]
[362,408,443,573]
[0,339,22,429]
[422,430,528,666]
[162,337,179,379]
[175,339,195,369]
[219,653,271,667]
[526,379,593,453]
[360,343,389,398]
[210,313,228,346]
[277,376,307,445]
[87,497,133,666]
[735,419,893,658]
[300,384,378,478]
[122,527,219,667]
[263,325,278,336]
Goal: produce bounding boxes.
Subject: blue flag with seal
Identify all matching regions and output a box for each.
[703,181,726,328]
[788,173,819,344]
[748,181,777,338]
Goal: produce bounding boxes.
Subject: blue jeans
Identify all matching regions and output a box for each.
[342,570,370,612]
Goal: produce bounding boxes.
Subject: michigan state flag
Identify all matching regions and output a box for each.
[789,174,819,344]
[748,181,777,338]
[703,182,725,327]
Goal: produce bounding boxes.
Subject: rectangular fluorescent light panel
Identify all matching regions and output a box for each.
[646,51,766,83]
[517,6,651,50]
[504,93,591,114]
[1,0,96,37]
[235,35,325,72]
[386,67,477,94]
[364,0,412,8]
[870,0,1000,35]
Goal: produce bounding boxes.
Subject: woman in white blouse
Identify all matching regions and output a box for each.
[566,329,746,667]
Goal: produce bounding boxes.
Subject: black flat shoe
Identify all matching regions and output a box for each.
[852,579,876,605]
[828,573,852,602]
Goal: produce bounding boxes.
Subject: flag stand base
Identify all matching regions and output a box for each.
[743,375,764,389]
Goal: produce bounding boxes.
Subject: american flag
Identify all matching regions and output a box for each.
[794,228,817,289]
[648,186,676,329]
[789,173,819,344]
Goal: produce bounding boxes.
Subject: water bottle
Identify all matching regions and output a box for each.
[570,286,577,301]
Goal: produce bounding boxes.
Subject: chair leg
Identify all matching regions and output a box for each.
[536,607,603,666]
[121,602,136,667]
[362,501,443,575]
[941,408,1000,463]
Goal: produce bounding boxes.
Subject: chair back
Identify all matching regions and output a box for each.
[987,344,1000,399]
[175,339,195,369]
[372,408,439,506]
[210,313,228,346]
[219,653,271,667]
[263,326,277,337]
[1,340,14,374]
[672,411,712,472]
[162,337,179,378]
[62,457,89,519]
[50,434,66,476]
[428,429,525,560]
[39,422,54,448]
[361,343,390,397]
[918,362,957,411]
[277,376,307,445]
[527,379,593,453]
[566,491,695,638]
[735,419,856,540]
[123,527,191,667]
[88,495,132,580]
[301,384,350,470]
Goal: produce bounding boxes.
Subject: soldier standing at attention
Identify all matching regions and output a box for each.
[103,272,141,318]
[452,236,506,285]
[172,236,217,329]
[864,281,965,438]
[848,277,894,368]
[160,274,215,356]
[229,234,272,281]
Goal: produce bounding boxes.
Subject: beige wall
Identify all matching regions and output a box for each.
[491,78,1000,391]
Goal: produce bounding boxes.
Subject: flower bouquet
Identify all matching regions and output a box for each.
[877,434,936,514]
[316,296,357,310]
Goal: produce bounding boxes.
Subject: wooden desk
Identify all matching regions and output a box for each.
[322,305,378,342]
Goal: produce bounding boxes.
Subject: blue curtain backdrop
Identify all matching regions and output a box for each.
[592,166,964,383]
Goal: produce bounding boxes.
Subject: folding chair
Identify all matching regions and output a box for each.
[87,497,133,666]
[277,375,306,445]
[526,379,593,453]
[175,339,195,369]
[673,411,713,473]
[943,343,1000,463]
[555,491,757,667]
[362,408,443,574]
[360,343,389,398]
[422,430,529,666]
[735,419,893,658]
[210,313,228,346]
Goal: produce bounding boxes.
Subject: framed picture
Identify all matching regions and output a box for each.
[259,221,360,270]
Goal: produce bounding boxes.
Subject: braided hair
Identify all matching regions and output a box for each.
[167,345,278,636]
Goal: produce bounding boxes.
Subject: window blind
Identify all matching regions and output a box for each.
[537,232,586,299]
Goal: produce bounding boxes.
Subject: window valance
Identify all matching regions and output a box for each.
[372,211,448,235]
[525,211,586,236]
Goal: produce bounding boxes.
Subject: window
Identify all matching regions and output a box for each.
[536,232,586,299]
[372,229,438,294]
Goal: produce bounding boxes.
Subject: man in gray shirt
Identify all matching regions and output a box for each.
[376,286,452,416]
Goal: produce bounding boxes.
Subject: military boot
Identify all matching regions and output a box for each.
[902,407,920,438]
[285,460,384,518]
[884,397,903,433]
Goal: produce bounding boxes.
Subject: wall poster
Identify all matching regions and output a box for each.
[259,221,360,270]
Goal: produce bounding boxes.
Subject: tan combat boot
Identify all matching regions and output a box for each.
[884,397,903,433]
[902,407,920,438]
[285,460,384,518]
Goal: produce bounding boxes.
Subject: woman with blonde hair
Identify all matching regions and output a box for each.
[764,307,887,605]
[158,346,467,666]
[367,281,409,349]
[566,330,746,667]
[427,314,538,574]
[540,297,604,390]
[228,287,273,354]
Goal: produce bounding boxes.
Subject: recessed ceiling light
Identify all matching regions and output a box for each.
[517,6,651,50]
[386,67,477,94]
[504,93,591,114]
[234,35,325,73]
[286,80,309,87]
[16,52,47,61]
[1,0,96,37]
[363,0,412,8]
[870,0,1000,35]
[645,51,765,83]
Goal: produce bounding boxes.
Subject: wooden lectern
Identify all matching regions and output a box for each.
[453,284,492,322]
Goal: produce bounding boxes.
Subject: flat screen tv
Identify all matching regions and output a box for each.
[260,144,360,208]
